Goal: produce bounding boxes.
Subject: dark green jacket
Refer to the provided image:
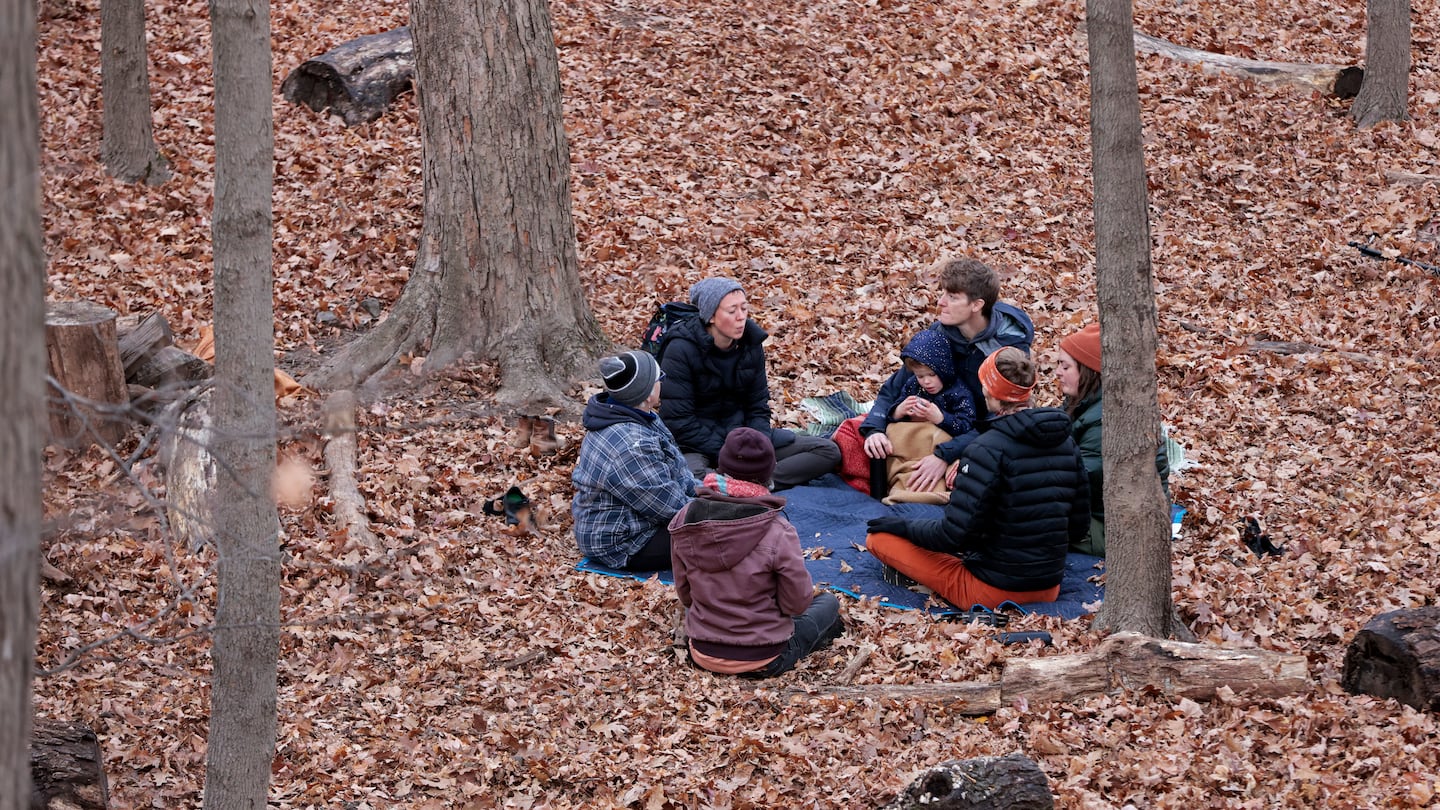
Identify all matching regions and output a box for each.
[1069,392,1171,556]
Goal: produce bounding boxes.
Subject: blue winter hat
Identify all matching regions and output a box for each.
[599,350,660,407]
[688,277,745,323]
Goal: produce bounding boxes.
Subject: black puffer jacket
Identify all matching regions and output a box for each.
[903,407,1090,592]
[657,316,772,460]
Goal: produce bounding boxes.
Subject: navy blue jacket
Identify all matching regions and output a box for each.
[657,316,772,460]
[860,328,977,440]
[898,407,1089,593]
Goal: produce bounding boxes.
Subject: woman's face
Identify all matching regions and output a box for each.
[1056,350,1082,399]
[708,290,749,345]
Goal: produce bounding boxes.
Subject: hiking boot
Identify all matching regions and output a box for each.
[508,415,535,449]
[529,416,565,456]
[881,564,916,588]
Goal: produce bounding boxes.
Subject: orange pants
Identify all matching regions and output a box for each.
[866,532,1060,610]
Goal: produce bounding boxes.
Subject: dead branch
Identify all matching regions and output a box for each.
[322,389,383,556]
[1134,32,1349,94]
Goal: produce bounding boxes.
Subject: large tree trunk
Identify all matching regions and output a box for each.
[305,0,608,410]
[1085,0,1190,641]
[100,0,169,184]
[0,0,45,804]
[1351,0,1410,128]
[202,0,281,807]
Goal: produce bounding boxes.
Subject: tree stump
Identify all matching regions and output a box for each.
[280,27,414,126]
[45,301,130,447]
[881,754,1052,810]
[31,719,110,809]
[1342,606,1440,712]
[158,385,216,548]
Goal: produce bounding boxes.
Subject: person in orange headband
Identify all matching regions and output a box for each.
[864,347,1091,611]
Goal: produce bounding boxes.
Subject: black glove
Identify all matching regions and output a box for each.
[866,516,908,536]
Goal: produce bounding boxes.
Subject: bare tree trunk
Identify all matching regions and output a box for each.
[1351,0,1410,128]
[305,0,608,410]
[202,0,281,807]
[100,0,170,184]
[1085,0,1190,641]
[0,0,45,803]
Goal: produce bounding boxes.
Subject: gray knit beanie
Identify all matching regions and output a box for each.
[688,277,745,323]
[599,350,660,407]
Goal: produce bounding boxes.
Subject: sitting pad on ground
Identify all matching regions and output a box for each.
[576,474,1135,620]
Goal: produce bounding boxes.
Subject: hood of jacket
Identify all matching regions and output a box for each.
[581,393,656,431]
[935,301,1035,355]
[661,314,768,358]
[668,487,787,573]
[900,328,958,388]
[987,407,1074,450]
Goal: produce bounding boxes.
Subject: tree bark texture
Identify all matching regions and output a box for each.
[202,0,281,807]
[1,0,45,805]
[279,27,414,126]
[1351,0,1410,127]
[44,301,130,447]
[307,0,608,409]
[1084,0,1186,641]
[880,754,1053,810]
[1342,606,1440,712]
[816,633,1309,711]
[100,0,169,184]
[30,720,109,810]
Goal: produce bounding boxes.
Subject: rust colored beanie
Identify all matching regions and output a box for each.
[1060,323,1102,373]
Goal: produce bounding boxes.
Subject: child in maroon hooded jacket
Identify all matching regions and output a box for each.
[668,427,844,677]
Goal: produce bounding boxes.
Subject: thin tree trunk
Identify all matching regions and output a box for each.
[101,0,169,184]
[1085,0,1190,641]
[1351,0,1410,127]
[202,0,281,807]
[0,0,45,803]
[305,0,608,410]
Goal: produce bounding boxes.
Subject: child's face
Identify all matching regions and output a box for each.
[913,364,943,395]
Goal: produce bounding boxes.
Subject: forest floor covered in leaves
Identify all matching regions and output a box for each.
[31,0,1440,806]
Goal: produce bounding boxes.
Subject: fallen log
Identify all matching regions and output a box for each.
[811,633,1309,713]
[46,301,130,447]
[880,754,1052,810]
[281,27,414,126]
[31,719,110,809]
[1133,31,1352,95]
[322,389,382,555]
[116,312,174,379]
[158,384,216,549]
[1342,606,1440,712]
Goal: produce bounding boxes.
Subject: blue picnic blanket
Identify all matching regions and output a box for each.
[576,474,1134,620]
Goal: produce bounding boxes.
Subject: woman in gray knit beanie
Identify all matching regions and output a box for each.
[656,277,841,489]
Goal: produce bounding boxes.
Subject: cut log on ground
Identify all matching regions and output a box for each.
[880,754,1052,810]
[126,345,212,392]
[809,633,1309,713]
[31,719,110,810]
[158,384,215,549]
[1385,170,1440,186]
[1342,606,1440,712]
[116,312,174,378]
[281,27,414,126]
[322,389,383,555]
[1133,31,1351,95]
[46,301,130,447]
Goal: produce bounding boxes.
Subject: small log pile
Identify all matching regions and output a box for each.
[281,27,414,126]
[31,719,110,809]
[880,754,1052,810]
[116,312,212,416]
[1343,606,1440,712]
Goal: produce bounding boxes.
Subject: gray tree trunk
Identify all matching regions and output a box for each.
[305,0,608,410]
[201,0,281,807]
[1351,0,1410,128]
[100,0,169,184]
[1084,0,1190,641]
[0,0,45,804]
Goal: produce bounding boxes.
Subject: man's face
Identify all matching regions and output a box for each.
[938,290,983,327]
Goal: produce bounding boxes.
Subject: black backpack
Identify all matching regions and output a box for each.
[640,301,698,357]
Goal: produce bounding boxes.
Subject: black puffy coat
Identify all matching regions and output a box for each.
[903,407,1090,592]
[657,316,772,460]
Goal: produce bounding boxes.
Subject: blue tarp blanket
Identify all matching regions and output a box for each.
[575,474,1180,621]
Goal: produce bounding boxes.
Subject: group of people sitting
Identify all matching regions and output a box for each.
[568,255,1169,677]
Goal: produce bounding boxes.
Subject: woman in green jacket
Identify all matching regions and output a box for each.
[1056,323,1169,556]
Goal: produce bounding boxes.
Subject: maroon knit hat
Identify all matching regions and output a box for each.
[718,427,776,487]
